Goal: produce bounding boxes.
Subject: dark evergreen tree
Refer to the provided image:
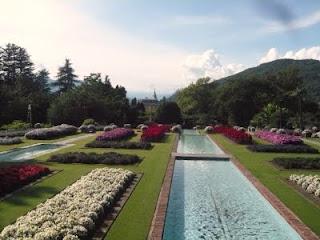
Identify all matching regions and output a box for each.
[55,59,77,93]
[35,68,50,92]
[155,101,182,124]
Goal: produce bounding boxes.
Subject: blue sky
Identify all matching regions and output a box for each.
[75,0,320,65]
[1,0,320,98]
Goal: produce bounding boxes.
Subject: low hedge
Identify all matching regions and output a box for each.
[25,124,77,140]
[0,137,22,145]
[85,140,152,149]
[48,152,141,164]
[247,144,319,153]
[0,130,28,138]
[273,157,320,169]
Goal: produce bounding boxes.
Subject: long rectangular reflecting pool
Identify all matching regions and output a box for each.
[163,130,301,240]
[0,143,65,162]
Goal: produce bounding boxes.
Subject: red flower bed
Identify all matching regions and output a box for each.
[213,126,252,144]
[141,124,169,142]
[0,164,51,197]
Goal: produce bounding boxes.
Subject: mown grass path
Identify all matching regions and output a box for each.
[211,134,320,237]
[0,132,175,240]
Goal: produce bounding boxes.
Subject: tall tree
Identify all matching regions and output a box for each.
[0,43,34,85]
[55,59,77,93]
[35,68,50,92]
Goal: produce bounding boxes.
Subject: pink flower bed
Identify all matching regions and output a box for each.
[96,128,134,141]
[255,130,302,145]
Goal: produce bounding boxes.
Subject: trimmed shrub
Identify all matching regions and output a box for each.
[0,137,22,145]
[34,123,41,128]
[0,130,28,138]
[97,128,134,141]
[48,152,141,164]
[85,140,152,149]
[273,157,320,169]
[25,124,77,140]
[247,144,318,153]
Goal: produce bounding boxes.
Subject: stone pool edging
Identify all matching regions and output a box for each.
[211,134,320,240]
[148,133,179,240]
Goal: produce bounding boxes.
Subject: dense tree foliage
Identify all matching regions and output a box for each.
[176,64,320,128]
[48,73,130,125]
[155,101,182,124]
[0,43,140,127]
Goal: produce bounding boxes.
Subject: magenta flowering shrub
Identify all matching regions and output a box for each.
[96,128,134,141]
[255,130,302,145]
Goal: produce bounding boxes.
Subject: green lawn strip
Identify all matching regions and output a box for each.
[252,135,272,145]
[0,132,174,240]
[211,134,320,236]
[105,135,174,240]
[0,132,86,152]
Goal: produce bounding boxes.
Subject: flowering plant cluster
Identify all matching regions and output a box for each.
[255,131,302,145]
[213,126,252,144]
[141,124,169,142]
[0,168,134,239]
[289,174,320,198]
[25,124,78,140]
[0,164,51,197]
[0,137,22,145]
[96,128,134,141]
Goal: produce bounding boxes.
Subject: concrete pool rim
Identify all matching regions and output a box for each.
[148,132,319,240]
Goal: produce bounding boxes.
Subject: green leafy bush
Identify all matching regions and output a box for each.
[48,152,141,164]
[247,144,318,153]
[1,120,31,130]
[85,140,152,149]
[273,157,320,169]
[82,118,96,126]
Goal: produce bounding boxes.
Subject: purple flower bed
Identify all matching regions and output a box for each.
[255,130,303,145]
[96,128,134,141]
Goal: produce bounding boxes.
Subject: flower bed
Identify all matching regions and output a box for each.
[212,126,252,144]
[0,130,28,138]
[289,174,320,198]
[48,152,141,164]
[255,130,302,145]
[141,124,168,142]
[96,128,134,141]
[86,140,152,150]
[0,164,51,197]
[247,144,318,153]
[0,168,135,239]
[273,157,320,169]
[0,137,22,145]
[25,124,78,140]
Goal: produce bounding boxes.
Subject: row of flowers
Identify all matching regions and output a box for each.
[141,124,169,142]
[0,164,51,197]
[289,174,320,198]
[96,128,134,141]
[25,124,78,140]
[0,168,135,239]
[212,126,252,144]
[255,130,302,145]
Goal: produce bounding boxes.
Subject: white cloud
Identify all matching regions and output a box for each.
[0,0,188,94]
[259,46,320,64]
[265,10,320,32]
[259,48,280,64]
[173,15,230,25]
[183,49,245,81]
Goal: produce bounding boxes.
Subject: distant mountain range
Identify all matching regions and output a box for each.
[213,59,320,101]
[170,59,320,102]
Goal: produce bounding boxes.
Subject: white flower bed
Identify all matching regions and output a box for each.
[0,168,134,240]
[289,174,320,198]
